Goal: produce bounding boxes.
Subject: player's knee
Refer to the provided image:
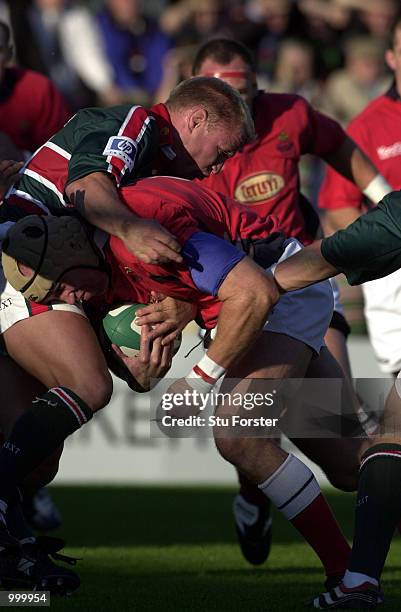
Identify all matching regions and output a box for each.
[215,436,250,467]
[62,370,113,413]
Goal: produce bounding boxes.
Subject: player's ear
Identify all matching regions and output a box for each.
[385,48,396,71]
[188,107,208,133]
[17,262,34,277]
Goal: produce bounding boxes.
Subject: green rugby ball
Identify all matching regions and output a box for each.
[103,303,181,357]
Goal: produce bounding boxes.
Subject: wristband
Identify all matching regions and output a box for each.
[186,354,227,393]
[362,175,392,204]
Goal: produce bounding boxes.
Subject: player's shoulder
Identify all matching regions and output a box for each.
[3,66,52,93]
[254,92,312,130]
[255,91,309,111]
[348,95,390,129]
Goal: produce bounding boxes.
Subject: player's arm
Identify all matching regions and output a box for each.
[274,240,337,292]
[322,136,392,225]
[275,193,401,291]
[206,257,279,369]
[65,107,182,265]
[66,171,182,265]
[176,232,280,390]
[0,160,23,201]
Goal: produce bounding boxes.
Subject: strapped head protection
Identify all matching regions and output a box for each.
[2,215,108,302]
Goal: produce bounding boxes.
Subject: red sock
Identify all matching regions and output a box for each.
[238,471,269,508]
[258,454,350,578]
[291,493,351,577]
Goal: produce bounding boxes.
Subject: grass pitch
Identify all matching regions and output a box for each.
[44,486,401,611]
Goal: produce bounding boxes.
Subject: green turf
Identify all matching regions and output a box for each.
[35,486,401,610]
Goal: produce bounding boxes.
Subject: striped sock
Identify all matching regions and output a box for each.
[259,454,350,577]
[0,387,92,502]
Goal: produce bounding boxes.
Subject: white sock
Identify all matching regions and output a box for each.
[343,569,378,588]
[258,453,320,520]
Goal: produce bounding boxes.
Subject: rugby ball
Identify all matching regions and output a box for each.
[102,303,181,357]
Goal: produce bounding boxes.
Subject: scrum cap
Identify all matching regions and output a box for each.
[2,215,108,302]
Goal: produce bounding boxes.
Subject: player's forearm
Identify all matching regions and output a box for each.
[207,293,271,371]
[207,259,280,370]
[324,137,392,202]
[65,172,138,239]
[274,240,338,292]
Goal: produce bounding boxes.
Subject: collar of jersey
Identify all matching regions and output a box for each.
[386,81,401,102]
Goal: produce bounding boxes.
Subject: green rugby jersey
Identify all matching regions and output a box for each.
[321,192,401,285]
[3,103,176,219]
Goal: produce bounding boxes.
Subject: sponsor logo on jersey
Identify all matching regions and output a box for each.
[377,141,401,160]
[234,172,284,204]
[0,298,12,310]
[103,136,138,171]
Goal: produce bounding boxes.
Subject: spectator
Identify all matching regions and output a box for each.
[7,0,102,109]
[0,21,71,155]
[356,0,399,42]
[249,0,307,80]
[268,38,323,107]
[321,35,391,125]
[298,0,353,76]
[96,0,172,105]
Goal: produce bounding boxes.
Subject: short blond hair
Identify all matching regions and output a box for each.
[166,76,255,148]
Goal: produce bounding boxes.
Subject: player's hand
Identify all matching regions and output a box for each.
[0,159,23,200]
[135,292,196,344]
[112,323,174,390]
[120,218,183,264]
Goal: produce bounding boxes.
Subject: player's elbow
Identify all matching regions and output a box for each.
[242,274,280,317]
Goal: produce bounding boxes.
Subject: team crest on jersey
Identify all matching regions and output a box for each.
[234,172,284,204]
[277,131,294,152]
[103,136,138,171]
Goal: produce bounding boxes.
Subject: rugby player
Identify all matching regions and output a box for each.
[187,37,390,566]
[4,76,253,265]
[319,17,401,378]
[270,196,401,608]
[0,175,368,593]
[0,76,254,591]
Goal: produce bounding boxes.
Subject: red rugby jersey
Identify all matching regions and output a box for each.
[201,92,346,244]
[105,175,282,328]
[319,88,401,210]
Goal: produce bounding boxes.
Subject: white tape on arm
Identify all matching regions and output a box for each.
[362,175,392,204]
[186,354,227,393]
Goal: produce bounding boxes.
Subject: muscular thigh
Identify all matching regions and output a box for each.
[3,310,112,408]
[286,347,365,489]
[217,332,313,422]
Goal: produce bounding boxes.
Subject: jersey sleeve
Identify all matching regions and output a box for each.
[67,105,158,187]
[321,193,401,285]
[182,232,245,296]
[318,165,363,210]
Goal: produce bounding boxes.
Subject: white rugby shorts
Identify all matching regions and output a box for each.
[209,238,334,354]
[265,238,334,353]
[0,268,86,336]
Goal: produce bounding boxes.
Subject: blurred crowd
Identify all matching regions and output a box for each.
[0,0,397,113]
[0,0,399,199]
